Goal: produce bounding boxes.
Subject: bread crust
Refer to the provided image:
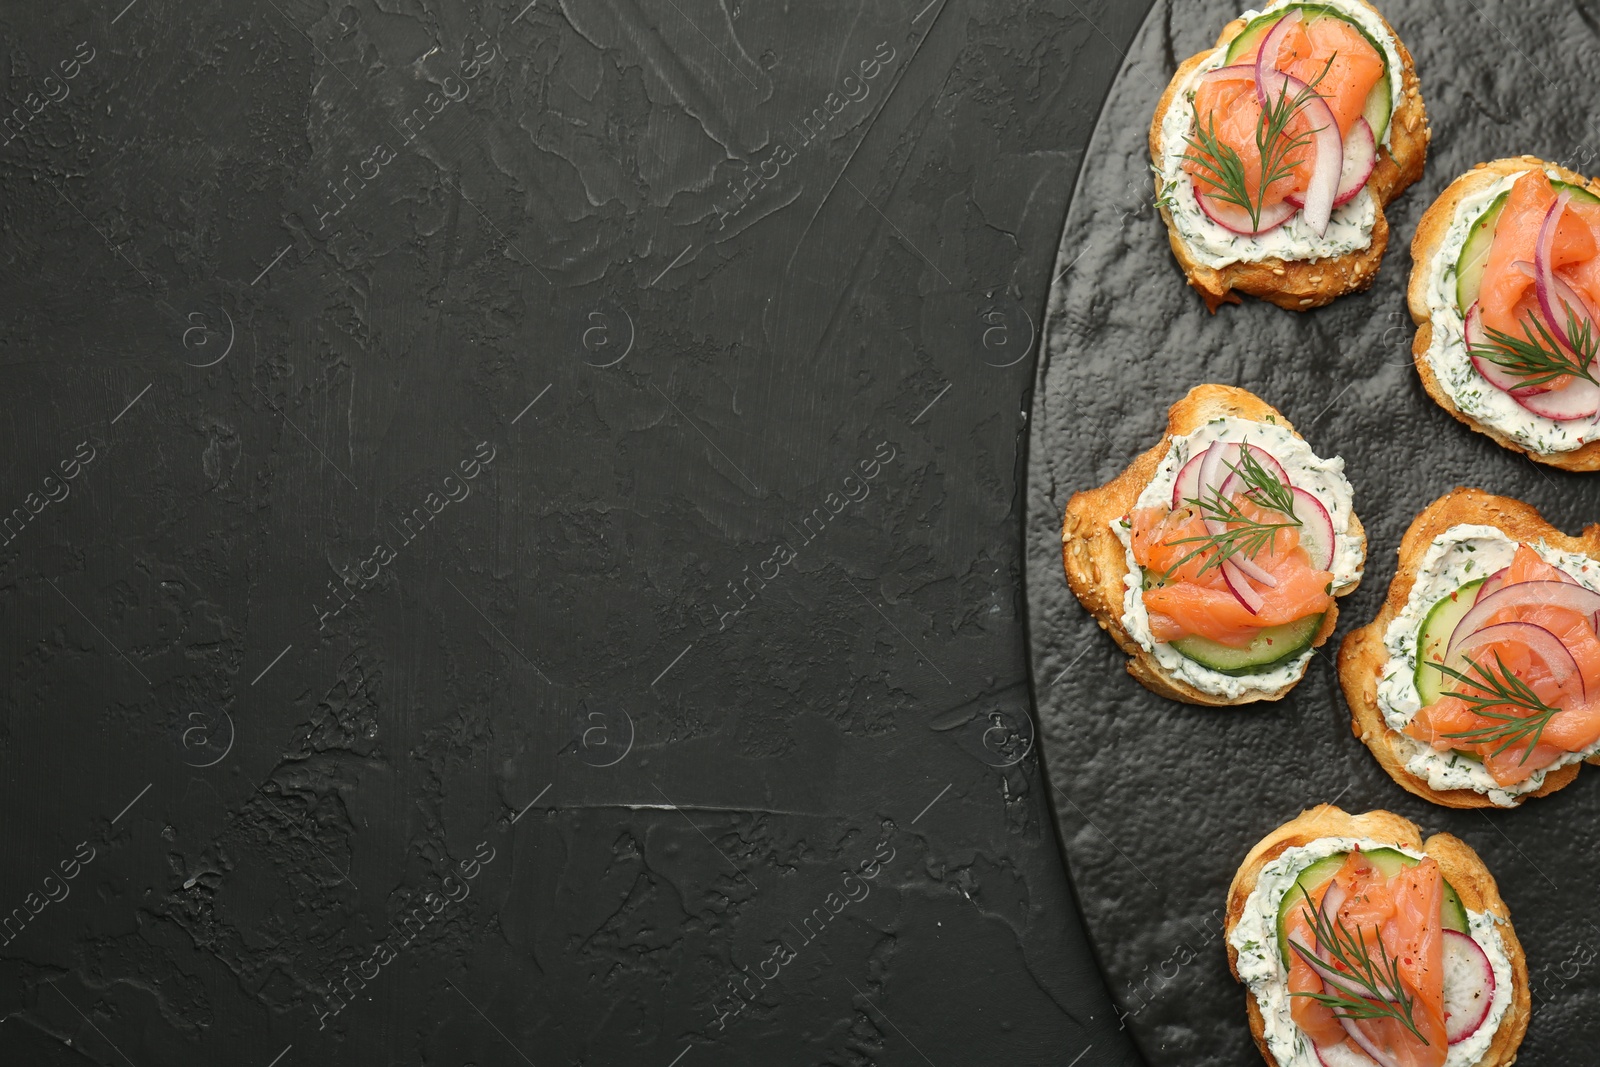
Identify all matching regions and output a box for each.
[1225,804,1530,1067]
[1407,156,1600,470]
[1061,384,1365,706]
[1149,0,1429,313]
[1337,487,1600,808]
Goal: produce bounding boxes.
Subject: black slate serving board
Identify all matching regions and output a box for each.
[1027,1,1600,1064]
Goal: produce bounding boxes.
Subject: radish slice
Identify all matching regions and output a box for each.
[1316,1041,1380,1067]
[1515,375,1600,420]
[1296,883,1402,1005]
[1337,1017,1404,1067]
[1448,621,1581,697]
[1196,442,1266,607]
[1233,554,1279,588]
[1465,303,1552,397]
[1292,487,1336,570]
[1182,438,1307,609]
[1172,451,1206,508]
[1197,441,1232,533]
[1296,948,1388,1004]
[1448,581,1600,660]
[1474,567,1510,604]
[1195,442,1300,592]
[1185,70,1300,238]
[1512,259,1599,350]
[1491,264,1600,418]
[1196,62,1305,233]
[1332,118,1376,207]
[1544,270,1600,358]
[1513,267,1600,418]
[1535,192,1577,353]
[1256,69,1342,235]
[1204,446,1330,574]
[1194,183,1297,236]
[1443,930,1495,1044]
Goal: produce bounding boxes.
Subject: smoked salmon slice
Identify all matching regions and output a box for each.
[1130,497,1333,646]
[1185,14,1384,211]
[1287,851,1448,1067]
[1406,544,1600,783]
[1481,171,1600,339]
[1286,903,1355,1047]
[1238,16,1385,139]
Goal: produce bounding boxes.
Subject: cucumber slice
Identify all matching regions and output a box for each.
[1413,578,1484,704]
[1364,847,1415,878]
[1275,849,1471,965]
[1362,71,1393,143]
[1223,5,1393,142]
[1454,180,1600,312]
[1276,854,1348,964]
[1454,192,1509,312]
[1139,567,1321,674]
[1442,886,1472,935]
[1224,5,1390,68]
[1224,10,1281,61]
[1556,179,1600,206]
[1168,613,1324,675]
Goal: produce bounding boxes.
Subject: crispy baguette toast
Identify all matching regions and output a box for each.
[1061,384,1365,705]
[1225,804,1529,1067]
[1408,156,1600,470]
[1150,0,1429,312]
[1338,488,1600,807]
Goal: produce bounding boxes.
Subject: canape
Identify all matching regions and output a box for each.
[1409,158,1600,468]
[1151,0,1428,311]
[1227,805,1528,1067]
[1340,488,1600,807]
[1062,384,1365,705]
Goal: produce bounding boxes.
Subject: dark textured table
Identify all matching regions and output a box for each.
[0,1,1149,1063]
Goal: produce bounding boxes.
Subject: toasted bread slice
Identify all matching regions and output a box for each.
[1338,488,1600,807]
[1226,804,1529,1067]
[1150,0,1429,312]
[1408,156,1600,470]
[1061,384,1365,706]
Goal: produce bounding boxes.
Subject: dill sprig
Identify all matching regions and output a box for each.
[1232,444,1299,517]
[1289,904,1430,1045]
[1181,54,1337,232]
[1471,300,1600,390]
[1159,447,1301,581]
[1429,652,1566,765]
